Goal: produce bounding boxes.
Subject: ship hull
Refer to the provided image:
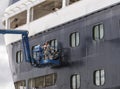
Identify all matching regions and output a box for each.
[7,3,120,89]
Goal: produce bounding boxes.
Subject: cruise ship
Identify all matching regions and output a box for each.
[2,0,120,89]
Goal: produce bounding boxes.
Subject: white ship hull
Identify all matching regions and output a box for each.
[3,0,120,45]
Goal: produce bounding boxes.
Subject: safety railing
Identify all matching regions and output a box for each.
[31,45,63,67]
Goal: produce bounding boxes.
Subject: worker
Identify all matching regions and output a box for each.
[12,18,19,28]
[43,41,51,60]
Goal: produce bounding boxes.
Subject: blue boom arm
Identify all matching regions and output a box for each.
[0,29,31,63]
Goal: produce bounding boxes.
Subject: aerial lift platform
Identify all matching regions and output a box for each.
[0,29,61,67]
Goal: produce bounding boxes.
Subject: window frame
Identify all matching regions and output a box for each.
[16,50,23,64]
[94,69,105,86]
[93,24,104,41]
[71,74,81,89]
[28,73,57,88]
[14,80,26,89]
[31,0,62,21]
[32,45,40,60]
[70,32,80,47]
[45,73,57,87]
[9,10,27,29]
[50,39,58,50]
